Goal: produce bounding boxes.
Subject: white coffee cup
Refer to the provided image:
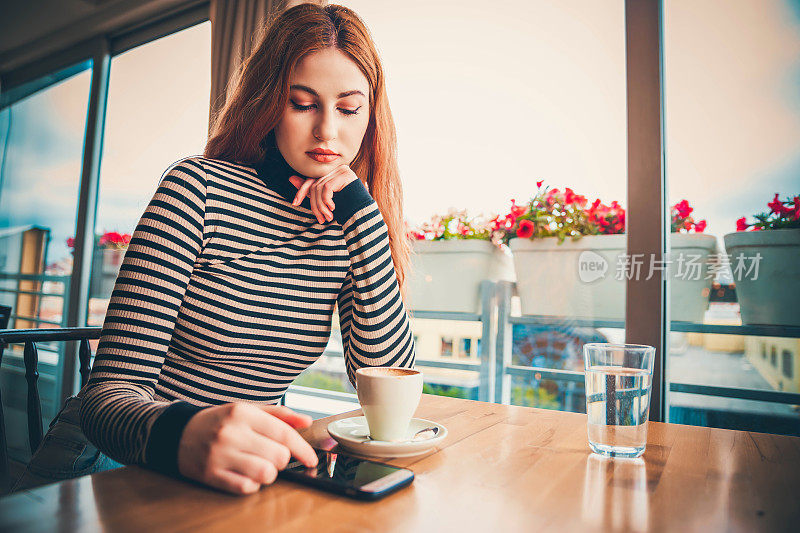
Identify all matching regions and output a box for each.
[355,367,423,442]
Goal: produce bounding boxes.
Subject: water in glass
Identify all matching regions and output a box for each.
[586,365,652,458]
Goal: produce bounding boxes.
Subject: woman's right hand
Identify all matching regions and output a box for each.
[177,402,318,495]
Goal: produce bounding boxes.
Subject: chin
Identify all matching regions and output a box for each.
[302,162,339,178]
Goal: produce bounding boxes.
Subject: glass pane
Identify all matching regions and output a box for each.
[0,64,93,458]
[0,66,91,330]
[664,0,800,435]
[88,21,211,325]
[315,0,628,411]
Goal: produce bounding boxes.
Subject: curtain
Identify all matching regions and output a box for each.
[209,0,328,130]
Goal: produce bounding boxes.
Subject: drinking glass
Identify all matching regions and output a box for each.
[583,343,655,458]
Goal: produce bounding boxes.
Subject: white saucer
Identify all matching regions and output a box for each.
[327,416,447,458]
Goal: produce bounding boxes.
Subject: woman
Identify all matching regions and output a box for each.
[14,3,415,495]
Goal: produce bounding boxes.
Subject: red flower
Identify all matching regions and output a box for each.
[564,188,576,205]
[675,200,693,218]
[793,196,800,220]
[767,193,783,214]
[536,180,544,188]
[66,237,75,249]
[736,217,749,231]
[516,220,535,239]
[546,188,560,203]
[694,220,707,232]
[510,199,527,218]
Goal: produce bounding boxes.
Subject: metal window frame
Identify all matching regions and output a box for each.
[624,0,667,422]
[0,4,210,407]
[4,0,778,427]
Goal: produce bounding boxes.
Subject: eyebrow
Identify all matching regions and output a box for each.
[290,84,365,99]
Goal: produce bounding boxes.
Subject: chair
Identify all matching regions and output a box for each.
[0,323,101,493]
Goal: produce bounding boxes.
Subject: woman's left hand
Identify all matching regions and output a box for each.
[289,165,363,224]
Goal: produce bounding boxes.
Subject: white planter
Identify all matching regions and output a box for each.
[511,235,627,320]
[669,233,718,323]
[90,248,126,300]
[510,234,717,322]
[723,229,800,327]
[409,240,515,313]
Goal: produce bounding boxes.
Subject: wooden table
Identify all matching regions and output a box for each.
[1,395,798,532]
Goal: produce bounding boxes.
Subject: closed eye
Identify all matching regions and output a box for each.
[290,100,362,116]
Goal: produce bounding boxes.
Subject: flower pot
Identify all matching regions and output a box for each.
[511,235,627,320]
[668,233,717,323]
[90,248,126,300]
[409,240,515,313]
[723,228,800,327]
[102,247,125,274]
[510,233,717,321]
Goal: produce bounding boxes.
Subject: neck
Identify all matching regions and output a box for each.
[255,137,312,206]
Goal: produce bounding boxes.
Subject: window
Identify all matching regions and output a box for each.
[340,0,626,411]
[0,65,92,333]
[782,350,793,379]
[88,21,211,325]
[664,0,800,436]
[460,338,472,358]
[0,63,93,456]
[441,338,453,357]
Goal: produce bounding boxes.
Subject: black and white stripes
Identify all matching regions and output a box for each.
[78,154,415,473]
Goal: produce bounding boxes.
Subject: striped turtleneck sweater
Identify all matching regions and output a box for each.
[77,146,415,476]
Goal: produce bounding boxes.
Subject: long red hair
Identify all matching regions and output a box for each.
[205,3,410,295]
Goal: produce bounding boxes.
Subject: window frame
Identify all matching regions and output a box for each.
[5,0,792,425]
[0,3,210,407]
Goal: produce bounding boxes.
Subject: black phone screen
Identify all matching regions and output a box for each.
[280,449,414,499]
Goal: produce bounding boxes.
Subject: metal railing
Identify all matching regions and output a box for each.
[492,280,800,409]
[3,278,798,419]
[0,272,70,329]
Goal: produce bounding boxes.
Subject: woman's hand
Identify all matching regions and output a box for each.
[177,402,318,495]
[288,165,363,224]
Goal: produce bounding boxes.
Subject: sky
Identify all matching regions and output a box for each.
[1,0,799,269]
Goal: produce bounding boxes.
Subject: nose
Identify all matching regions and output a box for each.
[313,107,337,142]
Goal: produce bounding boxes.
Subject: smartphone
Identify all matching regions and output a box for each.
[278,449,414,500]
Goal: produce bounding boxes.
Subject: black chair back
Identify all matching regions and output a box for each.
[0,325,101,493]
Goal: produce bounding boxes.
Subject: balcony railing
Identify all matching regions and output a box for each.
[2,277,798,427]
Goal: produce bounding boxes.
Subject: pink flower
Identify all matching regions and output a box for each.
[536,180,544,188]
[66,237,75,249]
[694,220,707,232]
